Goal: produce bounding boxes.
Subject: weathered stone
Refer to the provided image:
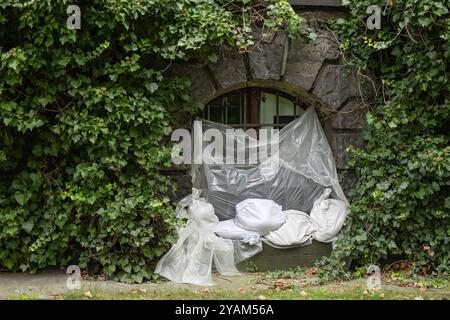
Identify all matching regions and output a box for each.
[170,64,216,104]
[248,32,286,80]
[330,132,365,169]
[283,30,340,91]
[338,170,357,195]
[208,50,247,89]
[331,99,368,129]
[167,172,192,202]
[190,69,216,103]
[312,64,359,109]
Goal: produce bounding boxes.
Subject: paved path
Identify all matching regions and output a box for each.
[1,270,448,300]
[0,270,264,299]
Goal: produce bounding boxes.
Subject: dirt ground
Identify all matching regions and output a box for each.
[1,270,449,300]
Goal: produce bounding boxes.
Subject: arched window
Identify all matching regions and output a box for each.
[204,88,306,129]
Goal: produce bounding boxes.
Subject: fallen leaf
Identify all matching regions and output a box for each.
[83,291,92,298]
[305,269,317,276]
[300,290,308,297]
[257,295,267,300]
[399,261,408,270]
[275,279,286,290]
[420,267,428,275]
[52,293,64,301]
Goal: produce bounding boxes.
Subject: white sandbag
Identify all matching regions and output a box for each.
[235,199,285,235]
[214,219,260,245]
[263,210,315,248]
[310,197,347,243]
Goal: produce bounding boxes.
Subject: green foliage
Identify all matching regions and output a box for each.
[265,266,307,279]
[318,0,450,279]
[245,261,259,272]
[0,0,301,282]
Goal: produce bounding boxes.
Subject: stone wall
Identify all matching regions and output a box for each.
[167,7,372,199]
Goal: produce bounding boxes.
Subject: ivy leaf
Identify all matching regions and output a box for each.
[418,17,432,27]
[207,53,219,63]
[22,220,34,233]
[38,95,52,107]
[444,197,450,209]
[144,82,158,93]
[308,32,317,41]
[14,191,32,206]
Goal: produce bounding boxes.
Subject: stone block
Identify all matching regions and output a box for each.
[330,132,365,169]
[170,63,216,104]
[248,31,286,80]
[331,99,368,129]
[283,30,340,91]
[208,50,247,89]
[312,64,359,109]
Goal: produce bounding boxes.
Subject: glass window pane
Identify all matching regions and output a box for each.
[259,93,276,128]
[259,92,295,127]
[206,89,299,129]
[209,106,223,123]
[227,107,241,125]
[278,95,295,116]
[295,104,303,117]
[226,92,241,107]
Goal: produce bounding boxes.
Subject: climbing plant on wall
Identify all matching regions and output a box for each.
[0,0,303,283]
[317,0,450,280]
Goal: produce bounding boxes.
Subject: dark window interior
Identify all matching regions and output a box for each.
[204,88,307,130]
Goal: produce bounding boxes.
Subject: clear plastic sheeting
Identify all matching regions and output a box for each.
[233,240,263,265]
[157,106,350,286]
[192,106,349,221]
[155,198,240,286]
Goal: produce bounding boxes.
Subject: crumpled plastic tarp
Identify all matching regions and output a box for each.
[155,198,240,286]
[191,106,349,252]
[156,106,350,286]
[192,106,349,218]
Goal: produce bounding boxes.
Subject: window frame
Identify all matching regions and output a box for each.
[204,87,307,130]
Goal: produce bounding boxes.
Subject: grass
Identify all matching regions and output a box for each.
[7,294,39,300]
[61,287,449,300]
[61,278,450,300]
[5,269,450,300]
